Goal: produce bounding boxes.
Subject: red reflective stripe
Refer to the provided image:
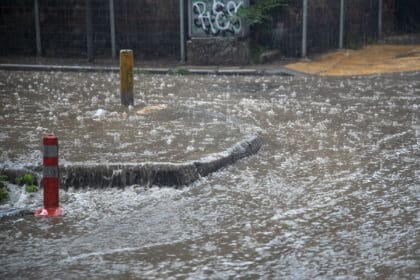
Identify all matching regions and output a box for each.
[43,157,58,166]
[43,135,58,146]
[43,177,59,209]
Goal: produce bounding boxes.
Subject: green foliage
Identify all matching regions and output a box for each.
[239,0,288,26]
[16,173,39,193]
[16,175,24,185]
[135,69,146,75]
[16,173,36,186]
[0,176,7,189]
[25,185,40,193]
[174,67,190,75]
[0,174,8,202]
[345,32,364,50]
[250,44,268,64]
[0,174,8,183]
[0,186,8,202]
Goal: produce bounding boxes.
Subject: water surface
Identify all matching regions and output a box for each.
[0,71,419,279]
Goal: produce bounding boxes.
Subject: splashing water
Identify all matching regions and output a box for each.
[0,70,419,279]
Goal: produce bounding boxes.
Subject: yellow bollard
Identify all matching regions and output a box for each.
[120,49,134,106]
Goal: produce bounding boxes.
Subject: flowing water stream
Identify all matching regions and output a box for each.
[0,70,419,279]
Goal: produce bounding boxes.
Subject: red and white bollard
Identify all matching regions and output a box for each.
[35,134,62,217]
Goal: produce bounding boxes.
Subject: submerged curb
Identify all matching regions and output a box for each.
[0,63,298,76]
[61,133,262,188]
[2,134,262,189]
[0,208,32,221]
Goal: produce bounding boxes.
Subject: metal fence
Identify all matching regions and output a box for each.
[0,0,181,61]
[256,0,384,57]
[0,0,417,61]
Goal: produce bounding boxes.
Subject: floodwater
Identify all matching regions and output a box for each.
[0,70,419,279]
[0,71,253,165]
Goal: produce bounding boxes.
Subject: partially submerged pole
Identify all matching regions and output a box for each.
[35,134,62,217]
[120,50,134,106]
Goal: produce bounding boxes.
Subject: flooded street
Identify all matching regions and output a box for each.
[0,70,419,279]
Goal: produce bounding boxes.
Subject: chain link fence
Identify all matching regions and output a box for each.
[252,0,419,58]
[0,0,36,56]
[0,0,418,61]
[256,0,385,57]
[0,0,180,60]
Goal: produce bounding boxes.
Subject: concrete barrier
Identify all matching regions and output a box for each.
[2,134,262,189]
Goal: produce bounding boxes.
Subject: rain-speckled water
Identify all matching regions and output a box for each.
[0,70,419,279]
[0,71,254,165]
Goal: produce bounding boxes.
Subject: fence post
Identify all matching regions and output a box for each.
[301,0,308,58]
[339,0,345,49]
[86,0,94,62]
[34,0,42,56]
[109,0,116,59]
[378,0,383,40]
[180,0,186,62]
[188,0,192,37]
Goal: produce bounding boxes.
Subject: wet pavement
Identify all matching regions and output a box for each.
[0,70,419,279]
[287,44,420,76]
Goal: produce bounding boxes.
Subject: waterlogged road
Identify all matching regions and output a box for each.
[0,71,419,279]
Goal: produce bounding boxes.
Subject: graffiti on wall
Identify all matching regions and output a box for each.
[191,0,244,36]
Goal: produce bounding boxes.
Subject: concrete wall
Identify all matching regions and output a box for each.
[187,0,250,65]
[187,37,250,65]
